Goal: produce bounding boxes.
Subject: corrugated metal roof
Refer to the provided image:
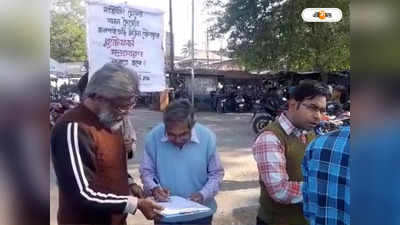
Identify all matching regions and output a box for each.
[171,68,257,80]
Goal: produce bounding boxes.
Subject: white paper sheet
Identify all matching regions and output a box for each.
[86,1,166,92]
[156,196,211,217]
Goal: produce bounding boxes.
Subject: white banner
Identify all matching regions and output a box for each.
[87,1,165,92]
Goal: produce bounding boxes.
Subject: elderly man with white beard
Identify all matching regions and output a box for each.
[51,63,163,225]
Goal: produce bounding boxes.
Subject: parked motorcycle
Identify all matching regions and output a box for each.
[50,102,64,128]
[216,96,228,113]
[251,95,287,134]
[215,92,249,113]
[326,101,344,117]
[49,99,77,129]
[314,112,350,135]
[234,94,246,112]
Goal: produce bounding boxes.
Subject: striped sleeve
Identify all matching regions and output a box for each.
[51,122,137,214]
[252,131,303,204]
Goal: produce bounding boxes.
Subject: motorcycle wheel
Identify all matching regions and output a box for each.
[253,115,272,134]
[221,105,226,113]
[216,102,223,113]
[215,102,220,112]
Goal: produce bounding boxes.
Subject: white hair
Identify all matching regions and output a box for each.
[83,63,140,100]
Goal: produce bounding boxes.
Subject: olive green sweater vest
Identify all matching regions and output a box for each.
[257,121,316,225]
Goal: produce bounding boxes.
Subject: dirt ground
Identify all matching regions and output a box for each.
[50,108,261,225]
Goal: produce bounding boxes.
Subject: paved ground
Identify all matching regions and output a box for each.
[50,108,261,225]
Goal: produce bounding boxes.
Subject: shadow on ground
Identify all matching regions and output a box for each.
[232,205,258,225]
[215,205,259,225]
[220,180,259,192]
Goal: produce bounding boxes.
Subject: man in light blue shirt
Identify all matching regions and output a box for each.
[139,99,225,225]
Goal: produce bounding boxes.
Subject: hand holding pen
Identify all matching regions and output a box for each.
[152,178,171,202]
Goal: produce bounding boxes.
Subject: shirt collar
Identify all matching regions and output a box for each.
[161,124,200,144]
[278,112,306,137]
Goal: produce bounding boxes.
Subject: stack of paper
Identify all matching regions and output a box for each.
[156,196,211,217]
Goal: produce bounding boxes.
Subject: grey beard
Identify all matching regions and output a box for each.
[98,110,123,132]
[110,120,123,132]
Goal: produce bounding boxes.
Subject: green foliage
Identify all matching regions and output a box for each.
[206,0,350,72]
[50,0,87,62]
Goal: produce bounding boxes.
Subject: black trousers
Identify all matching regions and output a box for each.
[256,217,269,225]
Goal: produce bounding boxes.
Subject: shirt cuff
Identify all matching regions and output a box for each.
[143,180,159,196]
[291,182,304,204]
[199,190,208,202]
[148,181,159,192]
[123,196,138,214]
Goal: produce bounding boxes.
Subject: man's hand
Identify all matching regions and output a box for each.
[152,187,170,202]
[189,192,204,204]
[137,198,164,220]
[129,183,145,199]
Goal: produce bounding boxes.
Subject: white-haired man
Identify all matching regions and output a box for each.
[51,63,163,225]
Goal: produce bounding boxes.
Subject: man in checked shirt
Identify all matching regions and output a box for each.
[252,80,329,225]
[302,126,350,225]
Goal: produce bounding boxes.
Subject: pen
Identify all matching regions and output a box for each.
[153,178,158,185]
[153,177,170,200]
[153,177,162,188]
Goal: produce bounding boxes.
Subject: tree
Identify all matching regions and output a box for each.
[52,0,86,24]
[205,0,350,72]
[50,0,87,62]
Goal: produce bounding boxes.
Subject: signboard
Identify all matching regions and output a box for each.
[87,1,165,92]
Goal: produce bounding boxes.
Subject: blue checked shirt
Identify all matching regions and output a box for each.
[302,126,350,225]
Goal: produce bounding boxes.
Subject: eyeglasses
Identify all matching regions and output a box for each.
[166,130,191,140]
[108,96,138,114]
[301,103,326,114]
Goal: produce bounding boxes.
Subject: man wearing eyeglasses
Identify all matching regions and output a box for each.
[139,99,225,225]
[252,80,329,225]
[77,68,144,199]
[51,63,163,225]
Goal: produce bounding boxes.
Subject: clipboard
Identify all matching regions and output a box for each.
[156,196,211,218]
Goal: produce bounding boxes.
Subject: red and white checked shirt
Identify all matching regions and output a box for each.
[252,113,308,204]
